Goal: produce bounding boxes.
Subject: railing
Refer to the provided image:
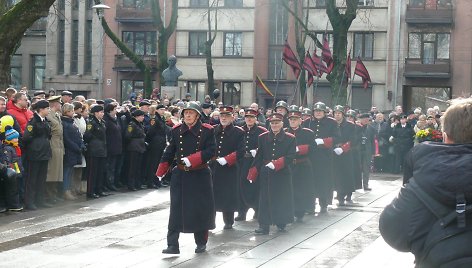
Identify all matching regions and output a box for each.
[114,54,158,70]
[116,4,153,22]
[404,58,450,78]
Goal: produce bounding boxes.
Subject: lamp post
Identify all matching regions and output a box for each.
[92,3,110,99]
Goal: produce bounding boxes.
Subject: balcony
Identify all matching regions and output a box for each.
[404,58,450,79]
[114,54,158,72]
[406,3,453,25]
[116,4,153,23]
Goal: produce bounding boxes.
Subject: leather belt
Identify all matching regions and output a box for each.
[176,163,208,172]
[244,152,252,158]
[293,158,308,165]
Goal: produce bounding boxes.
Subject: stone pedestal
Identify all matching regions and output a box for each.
[161,86,179,100]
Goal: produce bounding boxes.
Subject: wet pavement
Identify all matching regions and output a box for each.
[0,173,414,267]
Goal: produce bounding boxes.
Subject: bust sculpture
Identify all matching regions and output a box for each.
[162,55,183,86]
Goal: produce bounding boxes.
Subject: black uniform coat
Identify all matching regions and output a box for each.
[23,113,52,161]
[145,115,167,181]
[350,122,363,189]
[83,115,107,158]
[103,113,122,156]
[333,119,356,194]
[211,123,244,212]
[286,126,315,216]
[392,123,415,155]
[125,118,146,153]
[303,116,340,204]
[248,129,296,226]
[62,116,84,167]
[239,124,267,210]
[157,120,216,233]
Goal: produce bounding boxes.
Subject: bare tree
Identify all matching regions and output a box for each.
[0,0,56,89]
[204,0,220,97]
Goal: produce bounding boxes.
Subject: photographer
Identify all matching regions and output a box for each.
[358,113,376,191]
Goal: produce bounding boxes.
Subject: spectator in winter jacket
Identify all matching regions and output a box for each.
[7,92,33,134]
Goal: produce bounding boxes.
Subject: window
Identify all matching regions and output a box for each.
[57,19,65,74]
[408,33,450,64]
[71,20,79,74]
[224,32,242,56]
[189,32,207,56]
[121,80,144,102]
[269,0,288,46]
[122,31,157,56]
[315,0,327,7]
[187,81,207,103]
[57,0,65,10]
[268,47,286,80]
[10,55,22,88]
[72,0,79,10]
[84,20,93,74]
[224,0,243,7]
[222,82,241,105]
[123,0,151,9]
[358,0,374,6]
[190,0,209,7]
[32,55,46,90]
[354,33,374,59]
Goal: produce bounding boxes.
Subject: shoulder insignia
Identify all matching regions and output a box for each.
[257,126,268,132]
[87,124,92,131]
[172,123,182,129]
[302,127,314,133]
[259,131,269,137]
[128,125,133,133]
[202,123,213,129]
[235,126,244,132]
[286,132,296,138]
[27,125,33,132]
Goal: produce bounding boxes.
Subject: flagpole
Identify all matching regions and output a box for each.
[346,69,356,106]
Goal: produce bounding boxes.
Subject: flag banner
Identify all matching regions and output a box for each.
[345,50,351,82]
[354,57,372,89]
[283,41,301,78]
[312,49,328,77]
[255,75,274,97]
[322,35,334,74]
[303,51,316,86]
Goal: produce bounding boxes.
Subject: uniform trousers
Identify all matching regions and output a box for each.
[167,229,208,247]
[87,157,106,195]
[25,160,48,206]
[127,151,143,189]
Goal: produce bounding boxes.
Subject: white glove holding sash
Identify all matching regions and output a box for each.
[315,138,324,145]
[216,157,227,166]
[334,148,343,155]
[181,157,191,167]
[265,162,275,170]
[250,149,257,158]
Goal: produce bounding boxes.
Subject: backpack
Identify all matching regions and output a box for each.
[409,179,472,268]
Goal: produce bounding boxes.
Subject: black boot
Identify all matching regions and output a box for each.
[234,212,246,221]
[255,225,269,235]
[162,246,180,254]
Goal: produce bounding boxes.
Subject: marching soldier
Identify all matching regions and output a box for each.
[235,108,267,222]
[332,105,356,205]
[346,110,363,199]
[286,106,315,222]
[266,101,289,129]
[248,113,296,234]
[83,104,109,198]
[211,106,244,229]
[303,102,340,213]
[156,101,216,254]
[125,109,146,191]
[302,108,312,122]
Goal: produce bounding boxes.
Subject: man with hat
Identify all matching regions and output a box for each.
[266,100,289,129]
[156,101,216,254]
[83,104,109,198]
[60,90,73,104]
[358,113,376,190]
[45,95,65,204]
[285,105,315,222]
[139,99,152,133]
[303,101,340,213]
[247,112,296,234]
[345,110,363,196]
[390,114,414,174]
[125,109,146,191]
[302,108,312,122]
[201,103,212,124]
[145,104,168,189]
[211,105,244,229]
[235,108,267,221]
[34,90,46,99]
[23,100,52,210]
[332,105,357,205]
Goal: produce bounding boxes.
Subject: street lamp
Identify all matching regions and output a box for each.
[92,3,110,99]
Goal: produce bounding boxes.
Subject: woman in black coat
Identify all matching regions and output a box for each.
[61,103,84,200]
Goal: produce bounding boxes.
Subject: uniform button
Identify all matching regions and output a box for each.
[219,146,221,149]
[180,142,182,144]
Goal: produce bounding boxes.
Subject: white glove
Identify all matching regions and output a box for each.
[391,123,395,128]
[296,146,299,153]
[157,176,163,180]
[216,157,227,166]
[181,157,191,167]
[315,138,324,145]
[389,136,394,143]
[265,162,275,170]
[250,149,257,158]
[334,148,343,155]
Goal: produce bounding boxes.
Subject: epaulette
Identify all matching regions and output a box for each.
[285,132,295,138]
[202,123,213,129]
[235,125,244,132]
[172,123,182,129]
[302,127,314,133]
[259,131,269,137]
[257,126,268,132]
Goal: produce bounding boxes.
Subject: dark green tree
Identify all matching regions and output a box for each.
[0,0,56,89]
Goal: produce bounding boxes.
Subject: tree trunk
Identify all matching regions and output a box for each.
[0,0,56,89]
[206,43,215,97]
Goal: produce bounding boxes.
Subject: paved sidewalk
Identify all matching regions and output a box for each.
[0,173,414,267]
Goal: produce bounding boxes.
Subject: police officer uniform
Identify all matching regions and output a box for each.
[248,113,296,234]
[285,106,315,221]
[83,105,108,198]
[236,108,267,221]
[145,108,168,188]
[303,102,340,213]
[23,100,52,210]
[125,110,146,190]
[156,101,216,254]
[211,106,244,229]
